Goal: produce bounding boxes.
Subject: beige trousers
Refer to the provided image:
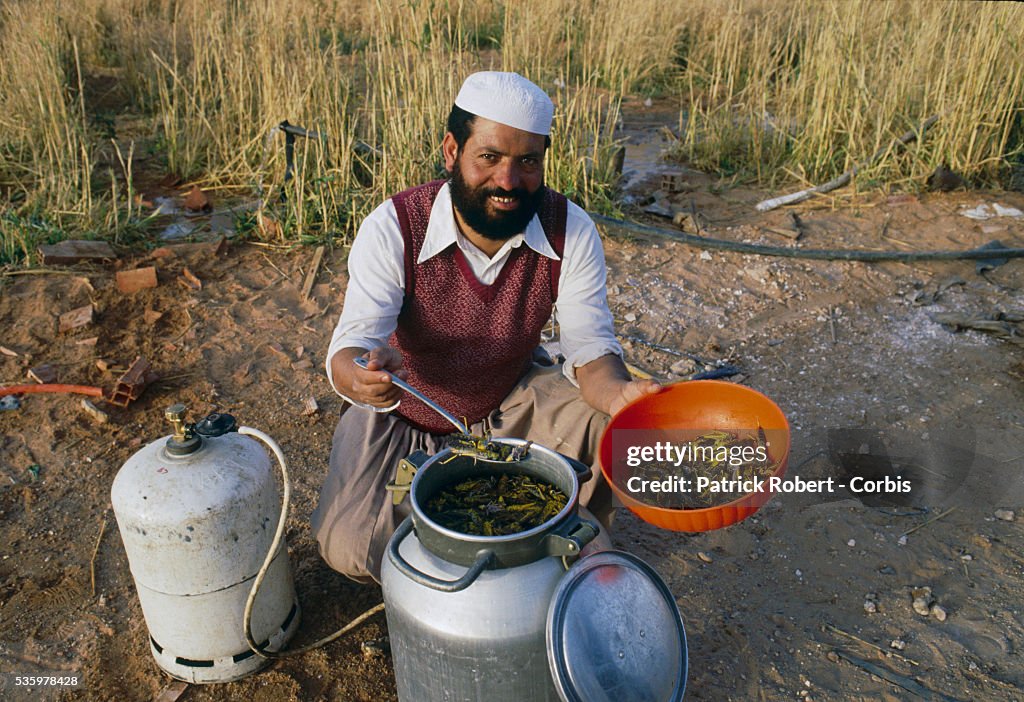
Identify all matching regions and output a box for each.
[310,363,612,584]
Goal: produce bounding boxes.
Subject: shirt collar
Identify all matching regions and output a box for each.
[418,181,560,264]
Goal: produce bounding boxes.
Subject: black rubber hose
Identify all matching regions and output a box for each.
[590,212,1024,263]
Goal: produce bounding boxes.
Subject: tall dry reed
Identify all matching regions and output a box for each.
[675,0,1024,189]
[0,0,1021,265]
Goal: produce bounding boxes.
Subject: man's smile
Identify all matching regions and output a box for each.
[489,194,520,209]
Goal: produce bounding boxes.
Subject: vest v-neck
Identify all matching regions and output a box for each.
[452,244,524,303]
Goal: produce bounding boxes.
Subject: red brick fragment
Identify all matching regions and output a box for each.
[183,185,211,213]
[28,364,57,384]
[116,267,158,294]
[59,304,94,332]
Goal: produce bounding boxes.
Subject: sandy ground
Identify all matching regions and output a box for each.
[1,109,1023,701]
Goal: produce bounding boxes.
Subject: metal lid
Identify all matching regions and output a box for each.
[547,550,687,702]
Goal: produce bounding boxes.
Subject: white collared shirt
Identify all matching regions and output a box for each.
[325,182,622,397]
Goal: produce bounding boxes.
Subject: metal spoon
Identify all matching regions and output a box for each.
[353,356,468,434]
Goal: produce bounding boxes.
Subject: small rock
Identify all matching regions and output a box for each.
[931,604,947,622]
[669,357,697,376]
[926,165,966,192]
[699,250,712,262]
[795,569,802,578]
[847,539,856,547]
[697,551,713,563]
[890,639,906,651]
[826,651,839,663]
[878,565,896,575]
[624,312,637,322]
[911,586,934,616]
[960,554,973,562]
[994,509,1015,522]
[863,600,877,614]
[360,636,390,659]
[898,535,908,546]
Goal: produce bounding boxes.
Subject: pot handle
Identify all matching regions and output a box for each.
[387,517,494,593]
[558,453,593,484]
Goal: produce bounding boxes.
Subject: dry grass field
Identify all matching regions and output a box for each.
[0,0,1021,264]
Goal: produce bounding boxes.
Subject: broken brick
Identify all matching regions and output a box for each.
[143,309,164,325]
[660,173,690,193]
[302,396,319,416]
[257,212,281,240]
[183,185,211,213]
[81,399,109,424]
[38,240,115,266]
[28,364,57,384]
[178,267,202,290]
[212,236,229,257]
[116,267,158,294]
[59,304,94,332]
[107,356,155,407]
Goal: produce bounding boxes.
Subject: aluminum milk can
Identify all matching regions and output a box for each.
[381,438,688,701]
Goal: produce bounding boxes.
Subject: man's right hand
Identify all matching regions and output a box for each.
[331,346,407,408]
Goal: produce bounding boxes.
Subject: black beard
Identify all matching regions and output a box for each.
[449,161,544,241]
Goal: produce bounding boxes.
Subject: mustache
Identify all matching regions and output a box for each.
[483,187,531,200]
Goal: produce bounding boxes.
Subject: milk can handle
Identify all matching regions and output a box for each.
[559,453,593,484]
[388,518,495,593]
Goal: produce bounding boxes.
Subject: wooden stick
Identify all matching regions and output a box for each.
[825,624,918,666]
[90,510,108,598]
[625,362,655,380]
[260,252,292,282]
[756,114,940,212]
[900,506,957,538]
[833,648,965,702]
[1,268,85,277]
[301,245,326,301]
[153,680,189,702]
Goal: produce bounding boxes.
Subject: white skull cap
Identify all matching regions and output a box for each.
[454,71,554,136]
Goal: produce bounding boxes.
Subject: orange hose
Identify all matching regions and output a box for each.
[0,384,104,397]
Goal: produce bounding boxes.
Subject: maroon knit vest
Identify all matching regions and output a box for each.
[389,180,567,434]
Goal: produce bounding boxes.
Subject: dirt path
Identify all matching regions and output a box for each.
[1,118,1022,701]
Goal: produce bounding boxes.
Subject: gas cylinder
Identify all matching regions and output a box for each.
[381,438,688,702]
[111,405,300,683]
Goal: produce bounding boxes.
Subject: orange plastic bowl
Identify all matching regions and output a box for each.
[598,380,790,531]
